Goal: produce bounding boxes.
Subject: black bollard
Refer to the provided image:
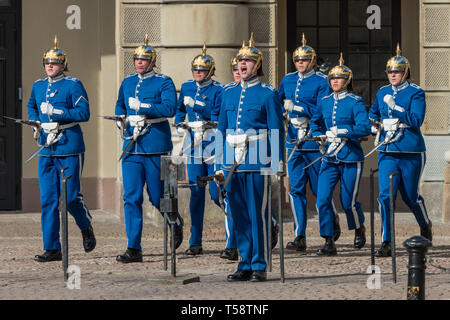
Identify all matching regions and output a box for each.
[60,167,72,282]
[403,236,432,300]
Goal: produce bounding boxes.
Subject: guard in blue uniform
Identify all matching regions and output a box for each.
[218,56,241,261]
[114,35,183,263]
[310,54,371,255]
[174,44,224,256]
[216,35,285,282]
[28,36,96,262]
[369,45,432,257]
[278,34,340,253]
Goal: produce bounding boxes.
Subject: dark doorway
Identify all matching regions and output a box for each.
[287,0,401,106]
[0,0,21,210]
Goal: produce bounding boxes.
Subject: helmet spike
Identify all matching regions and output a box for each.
[202,42,207,56]
[249,32,255,47]
[396,43,401,56]
[242,40,246,48]
[144,34,149,46]
[339,52,344,66]
[302,33,307,46]
[54,35,58,49]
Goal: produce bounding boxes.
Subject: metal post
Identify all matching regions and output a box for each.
[60,167,72,282]
[403,236,431,300]
[163,213,168,271]
[278,176,285,283]
[389,171,398,283]
[370,168,378,273]
[170,220,176,278]
[267,179,272,273]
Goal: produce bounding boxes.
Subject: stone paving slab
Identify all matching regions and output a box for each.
[0,210,449,302]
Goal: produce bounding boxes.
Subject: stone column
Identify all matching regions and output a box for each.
[444,151,450,222]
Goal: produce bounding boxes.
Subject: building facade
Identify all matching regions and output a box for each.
[0,0,448,222]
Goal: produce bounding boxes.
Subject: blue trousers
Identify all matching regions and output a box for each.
[38,154,92,250]
[377,152,429,242]
[187,161,220,246]
[122,154,183,251]
[287,150,337,237]
[316,161,365,238]
[225,172,270,272]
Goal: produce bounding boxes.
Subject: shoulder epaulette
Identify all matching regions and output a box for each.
[125,73,137,79]
[322,93,334,100]
[348,93,362,100]
[261,83,276,91]
[410,83,422,90]
[225,82,239,91]
[213,80,224,87]
[64,76,79,82]
[315,72,327,79]
[155,73,168,79]
[34,78,47,83]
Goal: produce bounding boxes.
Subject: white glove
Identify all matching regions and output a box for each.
[329,126,348,137]
[128,97,141,111]
[176,127,187,137]
[40,102,54,116]
[32,127,41,140]
[383,95,396,109]
[283,100,294,113]
[371,125,379,135]
[184,96,195,108]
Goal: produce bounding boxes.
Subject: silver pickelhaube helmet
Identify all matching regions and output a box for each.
[292,33,316,71]
[236,33,263,75]
[43,35,68,71]
[386,43,410,83]
[328,53,353,89]
[133,34,156,64]
[191,43,215,79]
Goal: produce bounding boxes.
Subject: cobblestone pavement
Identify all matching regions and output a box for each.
[0,210,449,302]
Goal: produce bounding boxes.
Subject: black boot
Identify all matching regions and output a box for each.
[184,245,203,256]
[220,248,239,261]
[34,250,62,262]
[333,215,341,242]
[227,270,252,282]
[81,225,96,253]
[317,237,337,256]
[250,270,267,282]
[375,241,391,257]
[420,221,433,245]
[354,225,366,249]
[116,248,143,263]
[286,236,306,252]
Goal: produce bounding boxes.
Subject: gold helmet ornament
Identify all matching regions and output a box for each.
[328,53,353,90]
[43,35,68,71]
[191,43,216,79]
[236,33,263,75]
[386,43,410,83]
[133,34,156,64]
[230,56,238,72]
[292,33,316,71]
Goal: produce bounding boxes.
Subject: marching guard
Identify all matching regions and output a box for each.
[369,45,432,257]
[216,35,285,282]
[174,44,224,256]
[310,54,371,255]
[114,35,183,263]
[27,36,96,262]
[278,34,341,253]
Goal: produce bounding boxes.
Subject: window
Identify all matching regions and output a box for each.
[287,0,401,106]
